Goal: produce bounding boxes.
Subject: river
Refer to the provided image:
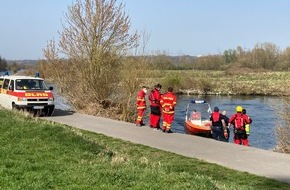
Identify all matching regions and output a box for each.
[171,95,280,151]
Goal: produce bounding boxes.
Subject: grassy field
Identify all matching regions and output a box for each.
[157,70,290,96]
[1,109,290,189]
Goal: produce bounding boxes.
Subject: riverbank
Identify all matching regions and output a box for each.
[1,108,290,189]
[160,70,290,96]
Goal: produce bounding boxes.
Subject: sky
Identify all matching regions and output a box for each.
[1,0,290,60]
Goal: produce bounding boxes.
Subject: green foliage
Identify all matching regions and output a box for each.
[162,72,181,90]
[0,109,289,189]
[223,49,237,64]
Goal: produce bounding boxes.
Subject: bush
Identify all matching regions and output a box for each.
[162,72,181,91]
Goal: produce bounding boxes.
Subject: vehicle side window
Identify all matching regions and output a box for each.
[3,79,10,89]
[0,78,3,89]
[9,80,15,90]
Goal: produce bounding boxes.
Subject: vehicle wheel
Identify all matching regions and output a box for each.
[47,108,54,116]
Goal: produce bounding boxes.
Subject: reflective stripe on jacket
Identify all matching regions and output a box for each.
[160,92,177,114]
[136,89,146,109]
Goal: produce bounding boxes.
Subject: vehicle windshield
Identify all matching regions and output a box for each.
[16,79,48,90]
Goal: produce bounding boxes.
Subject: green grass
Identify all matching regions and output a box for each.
[0,109,290,189]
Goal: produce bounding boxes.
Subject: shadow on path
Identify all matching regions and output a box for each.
[52,109,75,117]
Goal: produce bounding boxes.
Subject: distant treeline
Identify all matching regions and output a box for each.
[2,42,290,73]
[0,56,36,73]
[144,43,290,71]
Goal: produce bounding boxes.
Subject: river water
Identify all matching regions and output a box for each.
[171,95,280,151]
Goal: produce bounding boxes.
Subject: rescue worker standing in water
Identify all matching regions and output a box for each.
[160,87,177,133]
[136,86,147,127]
[149,84,162,130]
[228,106,251,146]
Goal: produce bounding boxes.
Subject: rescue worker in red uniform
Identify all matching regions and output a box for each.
[149,84,162,130]
[160,87,177,133]
[210,107,227,142]
[136,86,147,127]
[228,106,251,146]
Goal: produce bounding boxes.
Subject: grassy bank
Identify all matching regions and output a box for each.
[0,109,289,189]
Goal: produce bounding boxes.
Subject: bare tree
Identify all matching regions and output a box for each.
[117,30,153,122]
[250,43,280,69]
[277,47,290,70]
[42,0,138,110]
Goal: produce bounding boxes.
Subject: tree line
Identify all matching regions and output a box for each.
[144,43,290,71]
[0,57,35,74]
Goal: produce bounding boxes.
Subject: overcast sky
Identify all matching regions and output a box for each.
[1,0,290,60]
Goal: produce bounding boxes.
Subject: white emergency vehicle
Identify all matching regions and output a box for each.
[0,73,55,116]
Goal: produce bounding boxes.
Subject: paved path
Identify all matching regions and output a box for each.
[44,109,290,185]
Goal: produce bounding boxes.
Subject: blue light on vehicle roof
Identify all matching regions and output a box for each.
[191,100,206,104]
[35,72,40,77]
[4,71,9,76]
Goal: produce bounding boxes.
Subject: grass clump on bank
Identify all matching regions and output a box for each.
[0,109,289,189]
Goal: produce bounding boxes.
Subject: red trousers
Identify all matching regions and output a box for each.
[234,130,249,146]
[234,139,249,146]
[162,113,174,130]
[149,114,161,128]
[136,109,145,125]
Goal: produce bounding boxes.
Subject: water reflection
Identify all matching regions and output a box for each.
[171,95,280,150]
